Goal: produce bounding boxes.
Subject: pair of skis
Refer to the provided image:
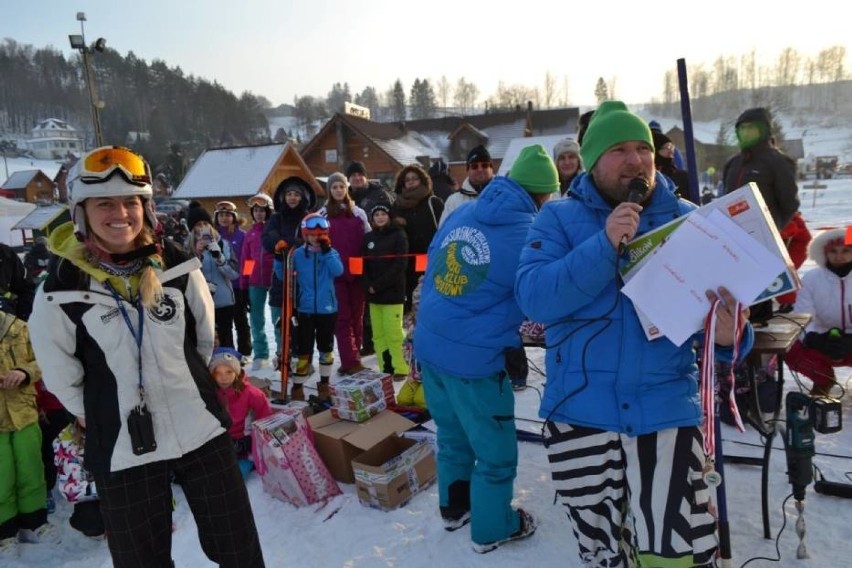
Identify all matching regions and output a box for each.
[279,247,297,400]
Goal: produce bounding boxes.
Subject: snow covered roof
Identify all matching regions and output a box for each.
[497,135,573,175]
[2,170,41,189]
[11,204,67,230]
[174,144,290,199]
[32,118,77,133]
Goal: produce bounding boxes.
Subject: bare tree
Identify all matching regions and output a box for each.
[594,78,609,104]
[543,71,556,109]
[775,48,800,86]
[662,70,676,104]
[454,77,479,115]
[742,49,757,90]
[436,75,451,110]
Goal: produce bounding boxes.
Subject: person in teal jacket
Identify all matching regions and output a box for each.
[515,101,754,567]
[414,144,558,554]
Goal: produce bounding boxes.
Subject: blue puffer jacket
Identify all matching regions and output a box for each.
[414,176,539,379]
[275,245,344,315]
[515,172,753,436]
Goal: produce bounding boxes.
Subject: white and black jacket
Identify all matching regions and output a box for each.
[29,242,229,475]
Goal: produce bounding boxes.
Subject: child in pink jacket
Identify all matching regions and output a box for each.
[209,347,272,479]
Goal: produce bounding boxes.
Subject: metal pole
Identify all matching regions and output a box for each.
[81,49,104,146]
[77,13,104,148]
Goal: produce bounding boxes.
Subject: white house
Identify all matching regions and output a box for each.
[28,118,83,159]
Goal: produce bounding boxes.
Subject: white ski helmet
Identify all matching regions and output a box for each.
[67,146,158,238]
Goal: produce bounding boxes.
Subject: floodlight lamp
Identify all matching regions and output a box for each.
[93,38,107,52]
[68,34,85,50]
[76,12,86,22]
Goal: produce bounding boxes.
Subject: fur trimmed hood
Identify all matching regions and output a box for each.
[808,227,846,268]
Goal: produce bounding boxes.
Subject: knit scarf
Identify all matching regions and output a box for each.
[394,184,431,209]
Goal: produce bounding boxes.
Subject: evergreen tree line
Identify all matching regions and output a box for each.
[0,39,271,183]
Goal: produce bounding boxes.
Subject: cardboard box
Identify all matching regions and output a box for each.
[252,411,341,507]
[331,371,396,409]
[331,398,386,423]
[352,435,437,511]
[307,409,416,483]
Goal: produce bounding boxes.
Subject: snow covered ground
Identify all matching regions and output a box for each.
[4,142,852,568]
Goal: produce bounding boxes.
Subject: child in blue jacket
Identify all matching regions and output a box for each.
[274,214,343,402]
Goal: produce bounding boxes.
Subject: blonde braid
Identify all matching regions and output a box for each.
[137,226,164,308]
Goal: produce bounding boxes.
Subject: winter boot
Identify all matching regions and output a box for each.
[472,509,539,554]
[316,381,331,403]
[69,501,105,538]
[319,352,334,380]
[294,356,314,377]
[441,479,471,531]
[290,383,306,402]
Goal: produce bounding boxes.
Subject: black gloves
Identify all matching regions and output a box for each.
[805,330,852,360]
[504,346,529,382]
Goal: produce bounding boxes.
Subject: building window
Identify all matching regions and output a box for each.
[325,149,338,163]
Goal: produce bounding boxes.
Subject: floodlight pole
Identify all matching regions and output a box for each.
[73,13,104,148]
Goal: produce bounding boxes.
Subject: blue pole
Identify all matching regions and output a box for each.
[677,59,701,205]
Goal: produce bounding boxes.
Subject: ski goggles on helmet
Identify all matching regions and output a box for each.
[301,214,330,236]
[215,201,237,212]
[247,194,273,208]
[77,146,152,187]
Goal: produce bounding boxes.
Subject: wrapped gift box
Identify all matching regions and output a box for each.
[252,410,341,507]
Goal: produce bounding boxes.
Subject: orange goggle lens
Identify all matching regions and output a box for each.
[81,146,152,186]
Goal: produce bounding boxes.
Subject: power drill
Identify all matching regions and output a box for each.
[785,391,815,500]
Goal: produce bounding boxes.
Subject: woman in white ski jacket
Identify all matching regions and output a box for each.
[29,146,264,568]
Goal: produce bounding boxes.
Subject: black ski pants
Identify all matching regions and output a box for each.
[94,433,264,568]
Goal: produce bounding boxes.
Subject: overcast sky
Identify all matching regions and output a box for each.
[3,0,849,108]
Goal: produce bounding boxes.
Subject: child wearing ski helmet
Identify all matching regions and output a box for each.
[274,213,343,402]
[215,201,251,357]
[242,193,276,370]
[28,146,264,567]
[208,347,271,479]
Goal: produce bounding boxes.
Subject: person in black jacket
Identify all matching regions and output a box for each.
[391,164,444,314]
[723,107,800,231]
[362,204,409,379]
[0,242,35,320]
[261,176,316,367]
[346,160,394,356]
[652,130,691,201]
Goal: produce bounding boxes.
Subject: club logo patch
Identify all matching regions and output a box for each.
[147,293,180,325]
[431,226,490,297]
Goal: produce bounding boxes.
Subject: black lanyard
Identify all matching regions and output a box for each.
[105,282,145,397]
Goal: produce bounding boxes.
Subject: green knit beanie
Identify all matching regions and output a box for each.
[580,101,654,169]
[508,144,559,194]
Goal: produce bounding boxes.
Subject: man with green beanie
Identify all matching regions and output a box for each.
[516,101,754,566]
[413,144,557,553]
[723,107,799,231]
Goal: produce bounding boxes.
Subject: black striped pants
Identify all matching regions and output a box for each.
[94,434,264,568]
[544,422,717,567]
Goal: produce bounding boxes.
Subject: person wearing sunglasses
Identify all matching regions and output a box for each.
[28,146,265,567]
[214,200,251,357]
[439,144,494,227]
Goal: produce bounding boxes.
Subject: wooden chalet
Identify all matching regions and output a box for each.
[300,105,580,188]
[0,170,56,203]
[172,143,323,216]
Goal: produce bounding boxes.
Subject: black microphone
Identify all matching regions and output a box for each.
[627,176,650,204]
[619,177,650,252]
